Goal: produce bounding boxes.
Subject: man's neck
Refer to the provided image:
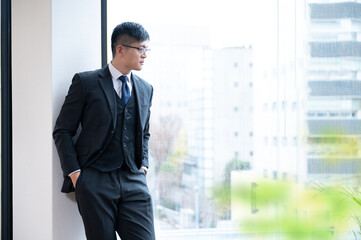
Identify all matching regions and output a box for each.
[111,59,130,75]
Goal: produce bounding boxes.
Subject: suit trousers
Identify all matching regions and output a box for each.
[75,165,155,240]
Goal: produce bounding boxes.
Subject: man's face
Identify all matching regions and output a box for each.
[120,41,149,72]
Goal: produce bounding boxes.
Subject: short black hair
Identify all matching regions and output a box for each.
[111,22,150,58]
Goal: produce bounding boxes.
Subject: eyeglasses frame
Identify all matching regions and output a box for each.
[120,44,151,56]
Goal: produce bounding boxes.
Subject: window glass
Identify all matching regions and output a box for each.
[108,0,361,238]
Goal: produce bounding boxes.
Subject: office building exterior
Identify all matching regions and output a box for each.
[189,47,254,194]
[307,1,361,186]
[253,0,307,182]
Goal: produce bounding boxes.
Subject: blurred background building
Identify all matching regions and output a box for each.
[306,1,361,187]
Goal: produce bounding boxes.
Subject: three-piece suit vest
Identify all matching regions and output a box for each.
[91,88,138,171]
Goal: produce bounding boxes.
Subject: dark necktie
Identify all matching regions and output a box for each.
[119,75,130,104]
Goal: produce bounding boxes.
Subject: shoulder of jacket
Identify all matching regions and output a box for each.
[77,68,103,79]
[132,73,153,90]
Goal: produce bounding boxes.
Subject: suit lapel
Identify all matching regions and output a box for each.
[132,73,147,127]
[132,73,146,104]
[98,65,117,129]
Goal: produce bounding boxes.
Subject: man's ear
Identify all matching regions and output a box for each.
[117,45,124,56]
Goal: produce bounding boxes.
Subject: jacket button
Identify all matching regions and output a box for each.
[123,143,126,147]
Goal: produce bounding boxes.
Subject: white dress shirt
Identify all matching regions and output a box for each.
[108,62,133,98]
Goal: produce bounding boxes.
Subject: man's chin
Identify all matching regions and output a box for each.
[134,66,143,71]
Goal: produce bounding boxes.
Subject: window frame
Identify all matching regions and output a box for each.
[1,0,13,239]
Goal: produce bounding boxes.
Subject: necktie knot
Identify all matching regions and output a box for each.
[119,75,128,83]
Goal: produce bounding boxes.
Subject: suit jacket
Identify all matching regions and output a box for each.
[53,65,153,193]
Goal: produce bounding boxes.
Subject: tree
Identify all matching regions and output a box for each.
[218,158,250,220]
[149,115,182,173]
[149,115,188,221]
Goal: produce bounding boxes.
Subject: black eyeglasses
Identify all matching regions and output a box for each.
[121,44,151,56]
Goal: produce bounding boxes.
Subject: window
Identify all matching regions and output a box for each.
[272,137,278,146]
[273,171,278,180]
[282,101,286,111]
[263,169,268,178]
[263,103,268,112]
[272,102,277,111]
[107,0,361,238]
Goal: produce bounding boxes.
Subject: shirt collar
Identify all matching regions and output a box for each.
[108,62,131,82]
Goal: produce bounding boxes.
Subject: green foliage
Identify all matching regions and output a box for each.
[225,158,251,177]
[159,129,187,174]
[223,158,250,189]
[162,199,179,211]
[160,161,175,173]
[216,158,250,220]
[169,129,188,164]
[214,178,361,239]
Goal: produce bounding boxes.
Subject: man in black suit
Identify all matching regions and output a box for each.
[53,22,155,240]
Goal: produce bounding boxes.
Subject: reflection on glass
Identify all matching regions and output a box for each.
[108,0,361,239]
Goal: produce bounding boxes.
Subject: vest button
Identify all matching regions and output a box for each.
[124,126,127,130]
[123,143,126,147]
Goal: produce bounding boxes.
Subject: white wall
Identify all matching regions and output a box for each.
[12,0,52,239]
[12,0,101,239]
[52,0,101,239]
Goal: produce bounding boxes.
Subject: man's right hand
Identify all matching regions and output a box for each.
[69,171,81,188]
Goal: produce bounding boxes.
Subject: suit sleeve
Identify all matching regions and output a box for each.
[53,73,86,176]
[141,86,153,168]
